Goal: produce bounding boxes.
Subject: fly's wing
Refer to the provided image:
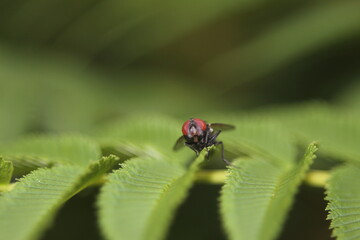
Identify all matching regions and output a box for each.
[173,135,186,151]
[210,123,235,131]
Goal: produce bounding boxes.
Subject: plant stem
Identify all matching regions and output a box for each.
[0,183,16,192]
[304,170,330,187]
[195,170,228,184]
[194,169,330,187]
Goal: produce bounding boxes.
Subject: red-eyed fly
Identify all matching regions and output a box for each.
[173,118,235,165]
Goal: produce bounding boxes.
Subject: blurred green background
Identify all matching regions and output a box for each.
[1,0,360,141]
[0,0,359,239]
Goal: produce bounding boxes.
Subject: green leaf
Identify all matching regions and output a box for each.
[326,165,360,240]
[1,155,52,177]
[0,134,101,167]
[98,148,208,240]
[220,143,317,240]
[272,104,360,163]
[0,157,13,185]
[97,115,191,165]
[0,155,118,240]
[216,116,296,166]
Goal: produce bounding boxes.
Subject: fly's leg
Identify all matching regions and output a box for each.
[214,141,235,166]
[208,130,221,143]
[185,143,200,156]
[204,127,210,144]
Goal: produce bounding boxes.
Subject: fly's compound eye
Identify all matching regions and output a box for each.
[182,118,207,137]
[192,118,207,131]
[182,120,191,135]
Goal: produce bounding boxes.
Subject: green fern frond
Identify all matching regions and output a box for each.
[326,165,360,240]
[0,155,118,240]
[97,149,208,240]
[220,143,317,240]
